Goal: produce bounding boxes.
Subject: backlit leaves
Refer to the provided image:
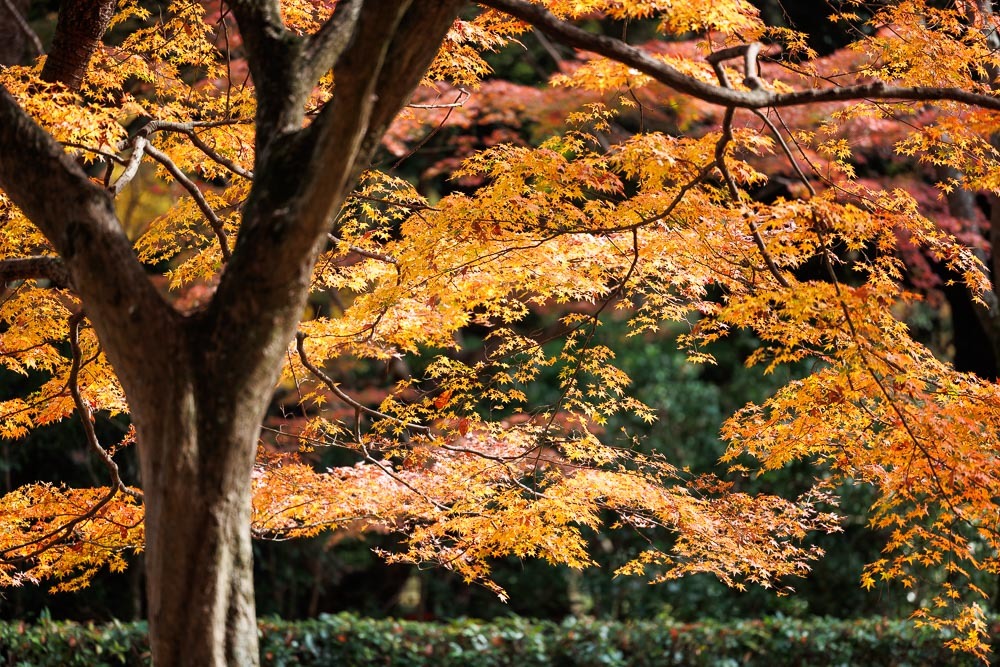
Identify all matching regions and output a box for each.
[2,0,1000,658]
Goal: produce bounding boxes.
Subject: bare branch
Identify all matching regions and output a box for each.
[110,136,147,196]
[710,72,789,288]
[143,143,233,263]
[68,313,141,502]
[751,109,817,198]
[706,43,764,91]
[327,233,398,266]
[481,0,1000,112]
[136,120,254,179]
[187,132,254,180]
[225,0,288,44]
[139,119,254,133]
[409,88,471,109]
[0,256,72,289]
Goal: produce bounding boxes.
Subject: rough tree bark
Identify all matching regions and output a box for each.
[0,1,460,664]
[40,0,116,90]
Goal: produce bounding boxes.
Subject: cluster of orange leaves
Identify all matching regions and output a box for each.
[0,0,999,657]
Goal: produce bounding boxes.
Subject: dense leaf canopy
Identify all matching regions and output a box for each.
[1,0,1000,659]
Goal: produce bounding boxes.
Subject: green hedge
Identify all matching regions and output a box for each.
[0,613,991,666]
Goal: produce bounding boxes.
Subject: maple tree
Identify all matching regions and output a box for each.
[2,0,1000,664]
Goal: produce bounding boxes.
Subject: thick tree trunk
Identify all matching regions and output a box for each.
[0,4,461,665]
[133,359,266,667]
[117,315,283,667]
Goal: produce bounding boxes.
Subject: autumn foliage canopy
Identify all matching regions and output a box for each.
[2,0,1000,659]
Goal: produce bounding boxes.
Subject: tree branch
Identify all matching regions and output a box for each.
[328,233,398,266]
[409,88,470,109]
[40,0,115,90]
[68,313,141,501]
[480,0,1000,112]
[706,43,763,91]
[706,50,790,289]
[227,0,308,149]
[205,0,459,385]
[714,109,788,288]
[133,120,255,180]
[143,143,232,262]
[186,132,254,180]
[303,0,363,82]
[0,256,72,289]
[296,332,428,436]
[110,136,147,196]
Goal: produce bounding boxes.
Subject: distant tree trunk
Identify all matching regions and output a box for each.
[0,0,35,66]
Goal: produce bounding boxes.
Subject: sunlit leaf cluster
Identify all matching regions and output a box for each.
[1,0,1000,658]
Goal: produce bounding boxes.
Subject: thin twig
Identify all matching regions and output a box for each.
[716,108,790,288]
[327,233,399,266]
[295,332,429,434]
[750,109,817,198]
[214,7,234,117]
[61,141,127,165]
[360,441,448,512]
[144,143,232,262]
[347,194,436,211]
[634,162,715,228]
[408,88,470,109]
[186,131,254,180]
[811,224,961,523]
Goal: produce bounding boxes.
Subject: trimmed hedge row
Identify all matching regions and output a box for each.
[0,613,990,666]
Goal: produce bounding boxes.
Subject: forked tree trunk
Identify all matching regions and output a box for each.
[0,3,461,665]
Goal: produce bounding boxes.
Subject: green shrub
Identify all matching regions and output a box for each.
[0,614,991,666]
